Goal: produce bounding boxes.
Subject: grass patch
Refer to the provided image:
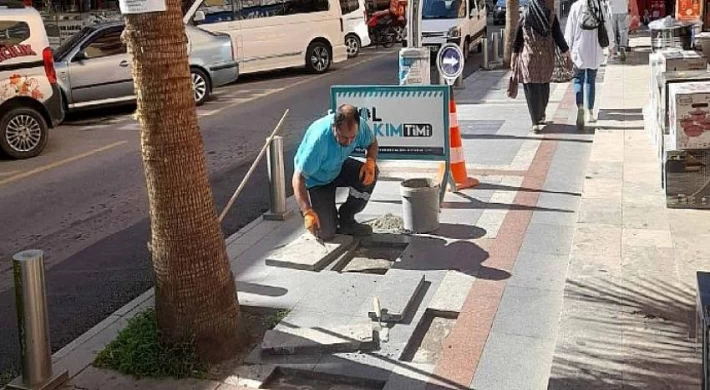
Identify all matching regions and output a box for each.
[265,309,289,329]
[94,309,207,379]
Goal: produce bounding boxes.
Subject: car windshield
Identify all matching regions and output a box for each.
[54,26,95,61]
[422,0,465,19]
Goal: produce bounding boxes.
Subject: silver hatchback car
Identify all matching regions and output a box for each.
[53,22,238,111]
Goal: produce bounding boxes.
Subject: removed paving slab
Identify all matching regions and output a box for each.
[262,322,377,355]
[367,271,426,323]
[266,234,353,271]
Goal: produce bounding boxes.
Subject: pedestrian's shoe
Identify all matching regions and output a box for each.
[619,48,627,62]
[338,220,373,236]
[540,114,547,124]
[576,107,585,130]
[587,109,596,123]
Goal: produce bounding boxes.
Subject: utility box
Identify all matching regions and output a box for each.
[399,47,430,85]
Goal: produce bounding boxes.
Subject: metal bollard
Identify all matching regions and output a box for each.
[492,32,500,63]
[482,37,489,69]
[263,136,291,221]
[8,250,67,390]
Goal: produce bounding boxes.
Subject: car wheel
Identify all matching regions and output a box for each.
[0,107,48,159]
[345,34,361,58]
[191,68,211,106]
[306,41,331,74]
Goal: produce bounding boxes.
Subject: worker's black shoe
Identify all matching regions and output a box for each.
[338,220,373,236]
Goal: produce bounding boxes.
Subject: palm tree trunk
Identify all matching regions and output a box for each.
[503,0,520,68]
[122,0,240,362]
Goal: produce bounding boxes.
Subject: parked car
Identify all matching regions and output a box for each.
[186,0,348,75]
[341,0,372,57]
[0,5,64,159]
[492,0,528,25]
[405,0,488,60]
[53,22,238,111]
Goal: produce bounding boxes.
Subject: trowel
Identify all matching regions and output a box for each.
[312,230,328,253]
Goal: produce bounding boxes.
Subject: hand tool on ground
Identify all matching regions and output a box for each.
[219,109,289,223]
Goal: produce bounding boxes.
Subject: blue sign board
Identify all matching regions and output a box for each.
[437,43,464,83]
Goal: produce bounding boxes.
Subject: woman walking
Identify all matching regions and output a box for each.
[565,0,615,129]
[512,0,570,133]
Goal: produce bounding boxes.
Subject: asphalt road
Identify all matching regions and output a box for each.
[0,43,485,376]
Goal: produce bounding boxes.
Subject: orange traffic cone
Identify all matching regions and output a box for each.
[448,95,479,191]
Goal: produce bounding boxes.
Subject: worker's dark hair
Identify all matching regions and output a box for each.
[334,104,360,129]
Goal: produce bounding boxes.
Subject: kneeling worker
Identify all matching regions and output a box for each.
[292,104,379,240]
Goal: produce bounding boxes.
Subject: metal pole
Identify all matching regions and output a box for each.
[8,250,67,390]
[263,136,291,221]
[482,37,489,69]
[492,32,500,63]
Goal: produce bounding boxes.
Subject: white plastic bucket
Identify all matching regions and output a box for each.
[400,178,440,233]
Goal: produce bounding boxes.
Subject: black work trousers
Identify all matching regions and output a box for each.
[523,82,551,125]
[307,158,378,240]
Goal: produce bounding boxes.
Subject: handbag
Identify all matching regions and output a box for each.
[597,11,610,48]
[507,56,520,99]
[551,48,574,83]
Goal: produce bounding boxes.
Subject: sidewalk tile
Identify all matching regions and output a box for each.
[581,179,623,201]
[489,285,563,341]
[586,161,623,180]
[571,224,621,258]
[68,366,221,390]
[622,181,666,207]
[519,223,574,256]
[622,228,673,248]
[508,251,569,292]
[471,332,556,390]
[577,198,622,225]
[622,204,669,230]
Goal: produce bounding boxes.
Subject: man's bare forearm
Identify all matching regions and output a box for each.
[292,171,311,213]
[366,140,378,161]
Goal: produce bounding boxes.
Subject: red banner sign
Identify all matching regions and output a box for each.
[0,44,37,63]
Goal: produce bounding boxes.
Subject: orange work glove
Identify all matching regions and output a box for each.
[303,208,320,235]
[359,158,377,186]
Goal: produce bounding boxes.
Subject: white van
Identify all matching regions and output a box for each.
[340,0,371,57]
[184,0,348,74]
[407,0,487,59]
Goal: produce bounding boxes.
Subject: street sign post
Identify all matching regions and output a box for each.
[331,85,453,202]
[436,43,464,86]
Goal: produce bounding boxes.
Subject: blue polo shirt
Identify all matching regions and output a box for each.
[294,113,375,189]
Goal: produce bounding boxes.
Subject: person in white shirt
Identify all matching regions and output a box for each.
[565,0,615,130]
[609,0,629,60]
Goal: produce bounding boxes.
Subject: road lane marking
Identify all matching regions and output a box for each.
[0,141,128,187]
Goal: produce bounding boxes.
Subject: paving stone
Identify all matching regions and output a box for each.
[489,285,564,341]
[383,363,440,390]
[367,270,426,323]
[578,198,622,225]
[622,228,673,248]
[313,353,394,383]
[262,322,376,355]
[295,272,382,316]
[265,234,353,271]
[471,332,556,390]
[571,224,622,258]
[427,271,475,314]
[508,251,569,292]
[582,178,623,201]
[622,204,669,230]
[519,223,574,256]
[236,267,320,310]
[586,161,623,180]
[218,364,276,388]
[68,366,221,390]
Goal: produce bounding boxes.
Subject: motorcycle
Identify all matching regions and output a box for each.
[366,10,400,48]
